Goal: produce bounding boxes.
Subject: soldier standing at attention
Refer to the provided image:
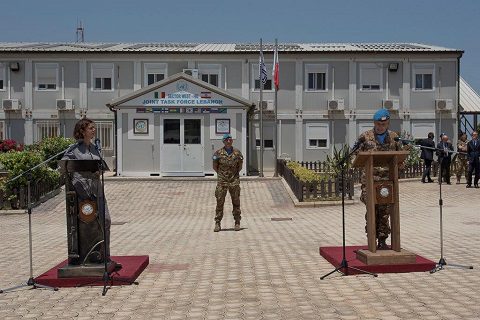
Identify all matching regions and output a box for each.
[213,133,244,232]
[357,109,402,250]
[456,132,468,184]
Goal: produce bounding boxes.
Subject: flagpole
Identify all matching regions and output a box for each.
[259,38,264,177]
[273,38,279,177]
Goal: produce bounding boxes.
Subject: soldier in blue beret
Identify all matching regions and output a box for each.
[212,133,244,232]
[373,108,390,121]
[356,108,402,250]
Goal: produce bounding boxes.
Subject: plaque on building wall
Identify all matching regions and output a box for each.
[215,119,230,134]
[133,119,149,134]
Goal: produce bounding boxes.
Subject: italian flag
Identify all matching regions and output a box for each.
[272,45,279,90]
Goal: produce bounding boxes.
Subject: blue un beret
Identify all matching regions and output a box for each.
[373,109,390,121]
[222,133,232,141]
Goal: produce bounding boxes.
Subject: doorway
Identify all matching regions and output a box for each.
[160,116,204,176]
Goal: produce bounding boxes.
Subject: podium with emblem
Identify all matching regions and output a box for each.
[57,159,116,277]
[352,151,417,265]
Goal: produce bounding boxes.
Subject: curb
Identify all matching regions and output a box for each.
[105,176,282,182]
[280,177,357,208]
[0,209,26,215]
[0,188,62,215]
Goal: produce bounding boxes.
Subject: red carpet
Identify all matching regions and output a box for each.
[34,255,149,288]
[320,246,435,274]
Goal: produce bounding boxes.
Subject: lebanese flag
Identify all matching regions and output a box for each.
[272,45,279,90]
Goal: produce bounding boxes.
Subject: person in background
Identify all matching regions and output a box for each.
[420,132,435,183]
[212,133,244,232]
[466,131,480,188]
[456,132,468,184]
[436,134,454,185]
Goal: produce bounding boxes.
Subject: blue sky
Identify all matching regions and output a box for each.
[2,0,480,91]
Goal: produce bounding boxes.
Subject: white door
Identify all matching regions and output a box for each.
[161,118,182,173]
[161,116,204,176]
[182,118,204,173]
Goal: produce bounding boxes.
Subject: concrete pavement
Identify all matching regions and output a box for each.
[1,178,479,319]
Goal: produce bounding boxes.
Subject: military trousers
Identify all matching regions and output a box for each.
[215,184,241,223]
[364,205,391,240]
[361,188,391,240]
[456,158,468,180]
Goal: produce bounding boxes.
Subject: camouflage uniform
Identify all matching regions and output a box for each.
[357,129,402,242]
[213,147,244,223]
[456,139,468,181]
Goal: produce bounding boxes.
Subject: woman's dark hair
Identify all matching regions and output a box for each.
[428,132,434,139]
[73,118,94,140]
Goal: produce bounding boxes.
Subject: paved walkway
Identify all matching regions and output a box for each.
[1,179,479,319]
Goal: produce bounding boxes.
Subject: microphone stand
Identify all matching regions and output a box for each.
[403,141,473,273]
[94,142,111,296]
[427,146,473,273]
[321,144,378,279]
[0,146,72,294]
[94,141,136,296]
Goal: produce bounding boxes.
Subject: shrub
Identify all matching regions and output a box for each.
[0,150,60,204]
[32,136,75,169]
[286,161,329,183]
[398,131,421,166]
[325,144,351,176]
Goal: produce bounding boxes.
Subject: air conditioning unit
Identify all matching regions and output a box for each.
[56,99,74,110]
[327,99,345,111]
[257,100,274,111]
[2,99,21,111]
[435,99,453,111]
[183,68,199,79]
[382,99,400,110]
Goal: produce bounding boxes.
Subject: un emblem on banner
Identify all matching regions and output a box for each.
[177,81,188,91]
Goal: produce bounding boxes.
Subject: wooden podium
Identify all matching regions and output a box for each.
[352,151,416,265]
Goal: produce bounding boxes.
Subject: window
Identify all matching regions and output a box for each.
[306,123,329,149]
[95,121,114,151]
[0,63,5,91]
[255,139,274,148]
[163,119,180,144]
[199,64,221,87]
[144,63,167,86]
[305,64,328,91]
[413,64,435,91]
[252,63,273,91]
[35,120,59,142]
[92,63,114,91]
[254,123,274,149]
[201,74,218,86]
[0,121,5,140]
[411,122,435,140]
[360,63,382,91]
[35,63,58,91]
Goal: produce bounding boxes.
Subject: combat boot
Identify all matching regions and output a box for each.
[214,222,221,232]
[234,221,240,231]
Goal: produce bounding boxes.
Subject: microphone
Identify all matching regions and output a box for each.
[94,138,101,151]
[394,137,415,145]
[351,136,366,152]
